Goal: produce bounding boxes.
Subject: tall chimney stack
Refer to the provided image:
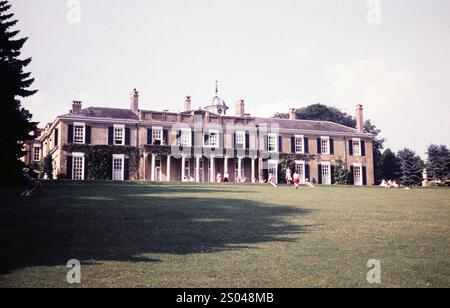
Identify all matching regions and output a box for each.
[71,101,82,113]
[235,99,245,117]
[289,108,297,120]
[130,89,139,113]
[184,96,192,112]
[356,104,364,133]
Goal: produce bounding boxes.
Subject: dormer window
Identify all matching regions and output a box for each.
[114,125,125,145]
[73,123,85,144]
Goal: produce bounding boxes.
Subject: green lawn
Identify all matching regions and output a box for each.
[0,181,449,288]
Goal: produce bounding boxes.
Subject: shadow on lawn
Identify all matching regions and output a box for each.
[0,182,313,274]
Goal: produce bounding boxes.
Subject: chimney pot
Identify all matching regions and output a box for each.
[130,89,139,113]
[71,101,82,113]
[289,108,297,120]
[356,104,364,133]
[184,96,192,112]
[235,99,245,117]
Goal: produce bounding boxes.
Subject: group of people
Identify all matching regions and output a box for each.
[216,172,247,183]
[380,179,400,189]
[284,168,310,191]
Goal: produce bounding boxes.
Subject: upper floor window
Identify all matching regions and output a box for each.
[152,127,163,145]
[177,129,192,146]
[73,123,85,144]
[235,131,246,149]
[295,135,304,154]
[352,139,361,156]
[33,145,41,161]
[206,130,219,148]
[321,137,330,155]
[114,125,125,145]
[268,133,278,152]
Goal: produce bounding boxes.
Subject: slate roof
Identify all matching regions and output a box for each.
[59,106,369,136]
[254,117,361,134]
[61,107,139,120]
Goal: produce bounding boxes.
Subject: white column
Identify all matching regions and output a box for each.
[210,156,215,183]
[238,157,242,180]
[196,156,200,183]
[151,154,156,182]
[166,155,171,182]
[251,158,256,183]
[224,156,229,175]
[181,156,186,181]
[143,153,148,181]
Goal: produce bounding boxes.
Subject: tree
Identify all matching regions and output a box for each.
[274,103,356,128]
[397,148,424,186]
[333,159,350,185]
[426,144,450,181]
[0,1,37,186]
[380,149,401,180]
[364,119,385,184]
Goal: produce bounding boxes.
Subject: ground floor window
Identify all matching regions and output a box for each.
[184,159,191,179]
[268,160,278,184]
[112,155,124,181]
[353,164,363,186]
[321,162,331,185]
[295,161,306,184]
[72,154,85,180]
[155,158,161,181]
[198,159,204,182]
[235,160,245,179]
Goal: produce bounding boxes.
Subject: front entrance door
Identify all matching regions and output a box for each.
[113,156,124,181]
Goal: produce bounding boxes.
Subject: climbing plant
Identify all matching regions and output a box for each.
[63,144,140,180]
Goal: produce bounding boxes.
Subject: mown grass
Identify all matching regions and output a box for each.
[0,181,449,288]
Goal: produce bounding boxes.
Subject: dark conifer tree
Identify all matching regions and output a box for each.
[0,0,37,186]
[397,148,424,186]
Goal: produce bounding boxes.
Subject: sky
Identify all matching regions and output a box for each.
[11,0,450,157]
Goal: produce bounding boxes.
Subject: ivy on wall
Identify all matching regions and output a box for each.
[278,154,317,183]
[63,144,140,180]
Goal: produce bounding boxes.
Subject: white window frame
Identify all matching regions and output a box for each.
[184,159,191,178]
[321,136,330,155]
[113,124,125,146]
[205,129,219,148]
[353,163,363,186]
[72,152,85,181]
[295,135,305,154]
[33,144,41,161]
[295,160,306,184]
[268,133,278,153]
[352,138,362,156]
[235,131,246,149]
[178,128,192,147]
[112,154,125,181]
[268,159,279,184]
[73,122,85,144]
[152,126,163,145]
[321,161,331,185]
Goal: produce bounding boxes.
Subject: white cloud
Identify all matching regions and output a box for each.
[322,57,427,153]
